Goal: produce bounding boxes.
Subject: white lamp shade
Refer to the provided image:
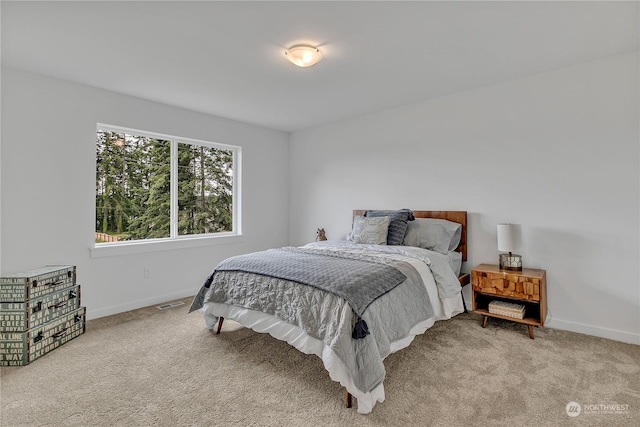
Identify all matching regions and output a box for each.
[497,224,521,253]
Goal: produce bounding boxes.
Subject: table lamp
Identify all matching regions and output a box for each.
[497,223,522,271]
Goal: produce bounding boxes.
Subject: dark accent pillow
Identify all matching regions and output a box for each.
[364,209,414,245]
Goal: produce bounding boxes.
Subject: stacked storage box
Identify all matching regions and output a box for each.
[0,266,86,366]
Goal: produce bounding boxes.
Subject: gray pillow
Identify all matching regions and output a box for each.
[351,215,390,245]
[403,218,462,254]
[364,209,414,245]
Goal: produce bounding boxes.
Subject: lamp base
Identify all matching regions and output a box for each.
[499,253,522,271]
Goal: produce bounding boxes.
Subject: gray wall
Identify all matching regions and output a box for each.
[289,52,640,344]
[2,51,638,345]
[1,67,290,318]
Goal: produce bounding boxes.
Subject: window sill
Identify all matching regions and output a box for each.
[90,233,244,258]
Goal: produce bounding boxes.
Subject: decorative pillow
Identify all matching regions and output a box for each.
[402,218,462,254]
[352,215,391,245]
[364,209,414,246]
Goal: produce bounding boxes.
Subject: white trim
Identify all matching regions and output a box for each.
[96,123,239,152]
[94,123,241,247]
[546,318,640,345]
[90,233,244,258]
[87,289,197,320]
[170,138,178,238]
[234,147,243,235]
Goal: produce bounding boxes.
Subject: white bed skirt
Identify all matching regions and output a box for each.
[200,294,463,414]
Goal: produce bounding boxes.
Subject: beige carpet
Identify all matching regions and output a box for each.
[1,297,639,426]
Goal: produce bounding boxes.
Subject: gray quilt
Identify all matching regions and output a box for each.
[190,245,436,393]
[213,247,406,319]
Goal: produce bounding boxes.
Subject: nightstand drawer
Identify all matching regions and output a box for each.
[471,269,543,302]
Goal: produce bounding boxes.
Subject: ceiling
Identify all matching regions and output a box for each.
[2,1,638,132]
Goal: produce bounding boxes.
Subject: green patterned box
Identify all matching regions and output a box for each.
[0,266,76,302]
[0,285,81,332]
[0,306,85,366]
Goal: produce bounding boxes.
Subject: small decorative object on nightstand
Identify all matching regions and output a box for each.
[471,263,546,339]
[497,223,522,271]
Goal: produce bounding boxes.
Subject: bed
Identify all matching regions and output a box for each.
[190,210,468,414]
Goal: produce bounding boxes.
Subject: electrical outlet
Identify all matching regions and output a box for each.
[144,267,151,279]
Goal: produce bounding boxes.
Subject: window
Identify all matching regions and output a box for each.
[95,125,240,245]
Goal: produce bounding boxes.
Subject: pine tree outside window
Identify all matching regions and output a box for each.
[95,125,239,245]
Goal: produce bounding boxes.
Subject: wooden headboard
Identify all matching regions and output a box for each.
[353,210,468,261]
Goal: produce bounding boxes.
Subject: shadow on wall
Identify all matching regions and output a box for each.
[528,226,639,337]
[465,212,500,268]
[465,215,638,340]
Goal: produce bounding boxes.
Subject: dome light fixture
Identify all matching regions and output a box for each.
[285,45,322,67]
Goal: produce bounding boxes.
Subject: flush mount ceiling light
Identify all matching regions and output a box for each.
[285,45,322,67]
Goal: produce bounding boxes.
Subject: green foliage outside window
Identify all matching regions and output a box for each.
[95,129,234,242]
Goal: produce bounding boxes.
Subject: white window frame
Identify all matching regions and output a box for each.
[91,124,242,258]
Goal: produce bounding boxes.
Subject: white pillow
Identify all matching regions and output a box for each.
[403,218,462,254]
[352,215,390,245]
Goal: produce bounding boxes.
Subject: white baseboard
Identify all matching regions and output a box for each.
[461,288,639,345]
[86,290,196,320]
[86,291,640,346]
[546,317,640,345]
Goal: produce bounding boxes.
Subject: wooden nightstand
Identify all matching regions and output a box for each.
[471,264,546,339]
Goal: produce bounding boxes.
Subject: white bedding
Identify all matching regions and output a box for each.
[199,241,464,414]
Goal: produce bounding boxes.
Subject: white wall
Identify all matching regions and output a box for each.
[2,52,638,344]
[289,51,640,344]
[1,67,290,318]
